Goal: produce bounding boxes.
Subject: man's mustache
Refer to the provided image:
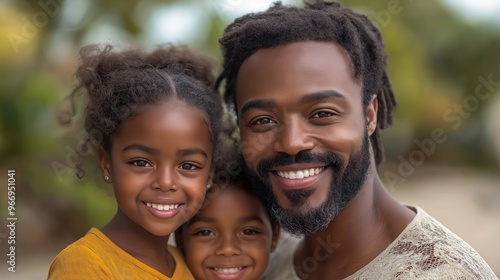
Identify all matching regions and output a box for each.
[256,150,343,178]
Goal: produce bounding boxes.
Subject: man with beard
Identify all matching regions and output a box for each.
[215,1,497,279]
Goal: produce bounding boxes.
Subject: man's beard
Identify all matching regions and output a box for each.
[247,132,371,236]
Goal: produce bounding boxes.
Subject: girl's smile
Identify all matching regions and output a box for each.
[101,101,214,237]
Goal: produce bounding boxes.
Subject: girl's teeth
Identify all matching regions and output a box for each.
[214,267,243,274]
[277,167,325,180]
[145,203,179,211]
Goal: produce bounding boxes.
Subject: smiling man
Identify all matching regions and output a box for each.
[216,1,497,279]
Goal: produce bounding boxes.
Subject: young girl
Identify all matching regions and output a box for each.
[176,166,280,280]
[48,44,223,279]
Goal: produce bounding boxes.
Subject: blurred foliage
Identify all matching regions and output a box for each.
[0,0,499,242]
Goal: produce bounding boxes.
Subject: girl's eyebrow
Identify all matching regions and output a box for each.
[177,148,208,158]
[121,145,207,158]
[122,144,158,154]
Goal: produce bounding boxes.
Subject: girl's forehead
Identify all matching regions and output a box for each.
[117,100,209,133]
[110,100,213,154]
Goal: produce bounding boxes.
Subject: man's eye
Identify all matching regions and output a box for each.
[131,160,151,167]
[180,163,198,170]
[195,229,214,236]
[312,111,334,118]
[252,117,275,125]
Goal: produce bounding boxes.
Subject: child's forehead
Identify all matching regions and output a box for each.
[182,183,276,232]
[190,183,268,220]
[206,183,257,205]
[113,99,211,137]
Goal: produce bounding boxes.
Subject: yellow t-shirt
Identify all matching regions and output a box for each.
[47,228,194,280]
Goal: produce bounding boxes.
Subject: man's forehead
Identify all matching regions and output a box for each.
[236,41,360,101]
[237,41,357,86]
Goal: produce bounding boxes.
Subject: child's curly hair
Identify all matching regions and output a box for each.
[68,44,224,178]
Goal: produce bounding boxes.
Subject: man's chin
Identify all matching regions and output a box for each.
[275,200,309,214]
[271,203,334,236]
[274,195,322,214]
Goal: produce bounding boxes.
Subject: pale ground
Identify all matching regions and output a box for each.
[1,166,499,279]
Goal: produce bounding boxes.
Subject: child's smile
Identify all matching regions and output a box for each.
[102,101,213,237]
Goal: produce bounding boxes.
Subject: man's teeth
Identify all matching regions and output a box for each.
[145,203,179,211]
[277,167,325,179]
[213,267,243,274]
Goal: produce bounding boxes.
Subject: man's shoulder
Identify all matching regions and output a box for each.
[351,207,498,279]
[262,208,498,280]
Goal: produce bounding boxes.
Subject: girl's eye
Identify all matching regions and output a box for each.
[180,163,199,170]
[312,111,334,118]
[195,229,214,236]
[131,160,151,167]
[241,229,260,235]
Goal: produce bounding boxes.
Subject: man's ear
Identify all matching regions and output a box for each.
[98,146,112,183]
[366,95,378,136]
[270,224,281,252]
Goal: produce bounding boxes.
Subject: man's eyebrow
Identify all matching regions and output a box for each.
[240,99,276,115]
[177,148,208,158]
[300,90,349,104]
[122,144,158,154]
[240,90,348,115]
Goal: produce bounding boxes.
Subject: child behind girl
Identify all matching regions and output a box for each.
[176,165,280,280]
[48,44,224,279]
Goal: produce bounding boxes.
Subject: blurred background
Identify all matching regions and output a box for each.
[0,0,499,278]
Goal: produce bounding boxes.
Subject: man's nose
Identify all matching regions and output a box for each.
[274,117,315,156]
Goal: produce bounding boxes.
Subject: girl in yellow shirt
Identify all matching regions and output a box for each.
[48,44,224,279]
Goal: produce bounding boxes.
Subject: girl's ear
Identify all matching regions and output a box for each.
[270,224,281,252]
[207,166,215,190]
[98,146,112,183]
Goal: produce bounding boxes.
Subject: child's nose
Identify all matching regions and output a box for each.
[151,166,178,191]
[215,236,242,257]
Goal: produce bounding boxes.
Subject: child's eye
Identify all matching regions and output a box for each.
[194,229,214,236]
[130,159,151,167]
[241,229,260,235]
[180,163,199,170]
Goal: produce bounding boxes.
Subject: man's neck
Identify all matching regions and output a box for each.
[293,173,415,279]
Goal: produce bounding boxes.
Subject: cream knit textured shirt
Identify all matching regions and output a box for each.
[263,207,497,280]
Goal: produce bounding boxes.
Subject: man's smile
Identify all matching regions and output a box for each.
[275,166,326,179]
[270,165,330,191]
